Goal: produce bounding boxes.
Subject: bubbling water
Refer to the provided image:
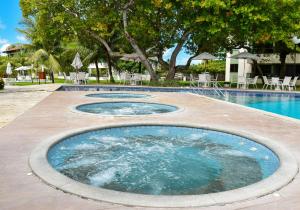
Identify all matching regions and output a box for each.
[48,125,279,195]
[76,102,178,115]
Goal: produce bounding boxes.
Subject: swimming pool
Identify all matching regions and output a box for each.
[210,91,300,120]
[75,102,178,115]
[48,125,279,195]
[58,85,300,120]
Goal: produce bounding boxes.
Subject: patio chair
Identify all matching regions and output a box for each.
[189,74,196,87]
[120,72,131,85]
[174,73,184,80]
[289,76,298,91]
[270,77,280,90]
[229,74,238,88]
[262,76,271,89]
[131,73,143,85]
[77,72,86,84]
[69,72,77,84]
[247,76,258,89]
[84,73,89,84]
[3,78,16,86]
[281,76,292,90]
[237,76,246,89]
[197,73,211,87]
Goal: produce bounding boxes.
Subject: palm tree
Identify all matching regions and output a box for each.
[83,47,103,84]
[31,49,61,83]
[83,45,115,83]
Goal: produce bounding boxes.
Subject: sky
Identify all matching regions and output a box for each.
[0,0,27,54]
[0,0,198,64]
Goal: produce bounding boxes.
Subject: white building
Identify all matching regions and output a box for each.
[225,49,300,82]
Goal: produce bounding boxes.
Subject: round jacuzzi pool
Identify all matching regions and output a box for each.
[75,102,178,115]
[86,93,150,99]
[48,125,280,195]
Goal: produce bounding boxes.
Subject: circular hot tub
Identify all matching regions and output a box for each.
[30,124,297,207]
[75,102,178,116]
[48,125,279,195]
[86,93,151,99]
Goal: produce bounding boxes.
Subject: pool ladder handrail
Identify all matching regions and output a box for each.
[189,76,225,97]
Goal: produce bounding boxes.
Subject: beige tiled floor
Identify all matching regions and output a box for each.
[0,84,60,128]
[0,90,300,210]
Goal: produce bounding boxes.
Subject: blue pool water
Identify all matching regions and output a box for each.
[86,93,150,99]
[211,92,300,119]
[76,102,178,115]
[48,125,279,195]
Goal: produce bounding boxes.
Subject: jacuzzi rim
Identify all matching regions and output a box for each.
[29,123,298,208]
[85,92,153,99]
[71,101,182,117]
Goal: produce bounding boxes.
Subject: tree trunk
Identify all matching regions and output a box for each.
[51,70,55,83]
[104,48,115,83]
[138,62,142,73]
[279,52,288,79]
[122,2,158,81]
[95,60,100,84]
[166,32,189,80]
[252,60,264,83]
[157,52,169,72]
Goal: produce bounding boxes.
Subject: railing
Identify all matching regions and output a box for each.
[189,78,225,97]
[211,80,225,97]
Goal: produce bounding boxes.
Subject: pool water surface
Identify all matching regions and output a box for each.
[76,102,178,115]
[48,125,279,195]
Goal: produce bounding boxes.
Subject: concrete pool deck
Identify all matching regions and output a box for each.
[1,90,300,209]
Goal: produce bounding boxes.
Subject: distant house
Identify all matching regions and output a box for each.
[1,45,24,57]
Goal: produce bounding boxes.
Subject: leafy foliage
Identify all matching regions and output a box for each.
[17,0,300,81]
[189,61,226,74]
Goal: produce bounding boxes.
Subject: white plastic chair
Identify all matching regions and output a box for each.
[131,73,142,85]
[237,76,247,89]
[84,73,89,84]
[270,77,280,90]
[120,72,131,85]
[281,76,292,90]
[247,76,258,89]
[262,76,271,89]
[69,72,77,84]
[198,73,211,87]
[77,72,86,84]
[289,76,298,91]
